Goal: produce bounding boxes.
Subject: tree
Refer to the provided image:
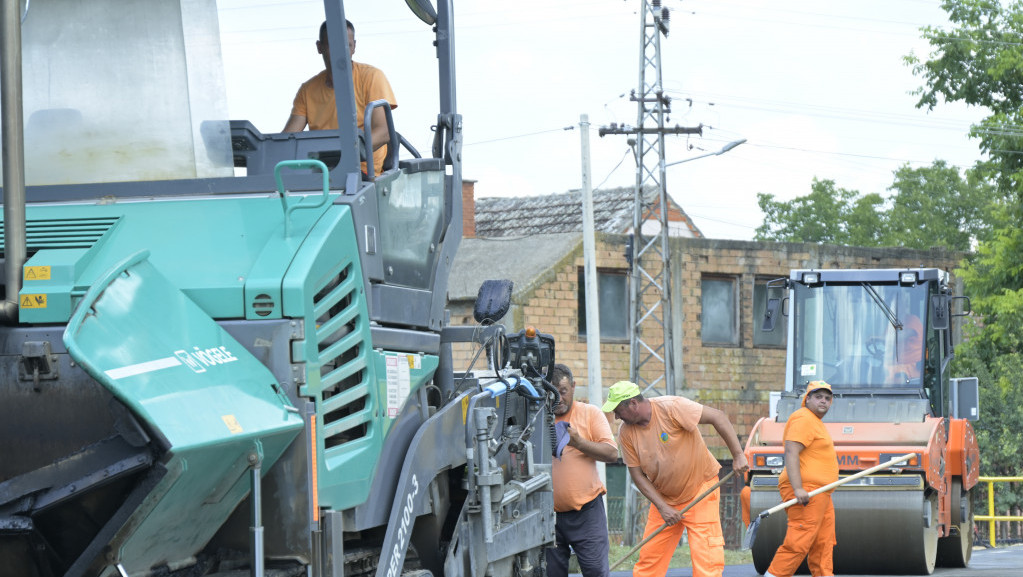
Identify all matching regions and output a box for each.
[908,0,1023,197]
[756,161,991,252]
[754,178,885,245]
[884,160,996,251]
[909,0,1023,505]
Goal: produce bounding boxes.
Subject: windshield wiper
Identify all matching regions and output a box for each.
[861,283,903,330]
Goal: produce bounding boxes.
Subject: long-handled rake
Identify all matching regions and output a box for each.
[742,452,915,550]
[609,470,736,571]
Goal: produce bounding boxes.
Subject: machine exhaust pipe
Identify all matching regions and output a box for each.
[1,0,27,324]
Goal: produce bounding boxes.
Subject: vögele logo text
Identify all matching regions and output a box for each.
[174,346,239,374]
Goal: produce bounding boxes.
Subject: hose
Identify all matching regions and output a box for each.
[536,375,561,458]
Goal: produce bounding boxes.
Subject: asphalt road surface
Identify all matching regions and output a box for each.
[598,544,1023,577]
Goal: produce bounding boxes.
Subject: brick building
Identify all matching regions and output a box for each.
[448,184,964,544]
[449,183,965,457]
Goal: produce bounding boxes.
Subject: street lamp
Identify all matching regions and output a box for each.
[664,138,746,168]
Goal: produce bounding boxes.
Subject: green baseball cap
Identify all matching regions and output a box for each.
[602,381,641,412]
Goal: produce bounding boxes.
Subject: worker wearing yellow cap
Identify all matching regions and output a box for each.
[765,381,839,577]
[603,381,749,577]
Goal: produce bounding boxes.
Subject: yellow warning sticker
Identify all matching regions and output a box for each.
[20,294,47,309]
[222,414,244,434]
[461,396,469,425]
[24,266,51,281]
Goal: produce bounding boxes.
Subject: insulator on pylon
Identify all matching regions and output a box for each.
[652,0,661,8]
[662,8,670,21]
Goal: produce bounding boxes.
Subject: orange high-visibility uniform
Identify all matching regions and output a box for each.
[767,485,835,577]
[740,485,751,528]
[766,391,838,577]
[633,476,725,577]
[620,397,724,577]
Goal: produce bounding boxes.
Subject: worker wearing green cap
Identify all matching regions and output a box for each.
[603,381,749,577]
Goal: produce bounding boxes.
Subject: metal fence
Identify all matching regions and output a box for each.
[974,476,1023,547]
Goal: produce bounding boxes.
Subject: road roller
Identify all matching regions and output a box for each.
[744,268,980,575]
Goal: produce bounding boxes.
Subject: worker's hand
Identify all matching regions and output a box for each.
[565,424,582,448]
[793,487,810,506]
[732,454,750,474]
[657,503,684,526]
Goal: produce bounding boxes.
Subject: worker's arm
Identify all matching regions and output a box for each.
[699,406,750,474]
[283,114,307,133]
[784,440,809,505]
[368,106,390,150]
[565,424,618,463]
[628,466,683,526]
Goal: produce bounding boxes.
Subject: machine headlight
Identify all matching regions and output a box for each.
[765,455,784,467]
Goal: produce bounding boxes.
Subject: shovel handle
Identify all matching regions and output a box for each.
[759,452,915,518]
[609,470,736,571]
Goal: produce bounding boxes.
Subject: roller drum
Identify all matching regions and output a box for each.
[750,475,939,575]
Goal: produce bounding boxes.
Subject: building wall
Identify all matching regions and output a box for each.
[449,235,964,458]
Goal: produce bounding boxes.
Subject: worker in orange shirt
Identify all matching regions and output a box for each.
[765,381,839,577]
[887,314,924,382]
[283,20,397,177]
[603,381,749,577]
[547,364,619,577]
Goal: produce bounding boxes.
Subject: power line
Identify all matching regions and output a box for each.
[464,126,575,146]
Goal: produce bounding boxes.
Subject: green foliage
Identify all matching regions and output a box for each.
[885,160,997,250]
[952,334,1023,512]
[908,0,1023,199]
[755,162,991,252]
[911,0,1023,503]
[754,178,885,245]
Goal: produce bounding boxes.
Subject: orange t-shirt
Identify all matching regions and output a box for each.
[553,402,617,512]
[778,406,838,492]
[290,62,397,175]
[619,396,721,506]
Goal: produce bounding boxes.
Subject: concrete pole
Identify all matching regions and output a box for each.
[580,114,606,490]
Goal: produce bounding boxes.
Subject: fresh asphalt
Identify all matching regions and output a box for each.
[578,543,1023,577]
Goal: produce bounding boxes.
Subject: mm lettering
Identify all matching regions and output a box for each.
[838,455,860,467]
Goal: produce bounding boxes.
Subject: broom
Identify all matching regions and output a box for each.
[610,470,736,571]
[742,452,915,550]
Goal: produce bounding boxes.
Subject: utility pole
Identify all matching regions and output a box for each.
[599,0,701,546]
[579,114,608,501]
[580,114,604,412]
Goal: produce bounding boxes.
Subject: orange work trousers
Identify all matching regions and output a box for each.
[633,476,725,577]
[766,485,836,577]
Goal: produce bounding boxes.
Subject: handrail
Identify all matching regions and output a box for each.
[273,159,330,237]
[975,475,1023,548]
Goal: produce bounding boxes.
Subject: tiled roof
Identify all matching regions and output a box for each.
[473,186,701,239]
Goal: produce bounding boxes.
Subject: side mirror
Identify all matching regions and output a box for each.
[930,294,949,331]
[762,297,783,332]
[404,0,437,25]
[474,279,513,324]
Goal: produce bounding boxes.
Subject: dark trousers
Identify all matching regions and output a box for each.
[546,496,611,577]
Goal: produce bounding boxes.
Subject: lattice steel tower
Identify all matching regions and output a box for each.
[625,0,701,398]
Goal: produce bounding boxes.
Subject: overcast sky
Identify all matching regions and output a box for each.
[217,0,987,240]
